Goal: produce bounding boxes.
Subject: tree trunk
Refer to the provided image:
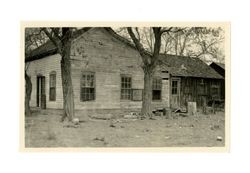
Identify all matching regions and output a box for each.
[25,72,32,116]
[60,39,75,122]
[141,68,153,116]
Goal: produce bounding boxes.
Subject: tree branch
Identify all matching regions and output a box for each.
[160,27,173,35]
[41,27,61,53]
[71,27,92,39]
[127,27,150,66]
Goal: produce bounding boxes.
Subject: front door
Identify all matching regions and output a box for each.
[171,78,180,109]
[36,76,46,109]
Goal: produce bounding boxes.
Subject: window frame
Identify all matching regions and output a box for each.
[49,71,56,101]
[211,80,220,99]
[80,71,96,102]
[120,75,132,100]
[171,80,178,95]
[152,77,162,101]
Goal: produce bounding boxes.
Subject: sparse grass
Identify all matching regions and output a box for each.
[47,132,57,140]
[25,111,225,148]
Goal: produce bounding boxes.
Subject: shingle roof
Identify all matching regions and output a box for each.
[159,54,223,79]
[25,40,57,62]
[210,62,225,70]
[25,27,135,62]
[25,28,223,79]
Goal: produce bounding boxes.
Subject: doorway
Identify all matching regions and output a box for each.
[171,78,180,109]
[36,76,46,109]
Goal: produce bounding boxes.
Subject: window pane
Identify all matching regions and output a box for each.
[81,72,95,101]
[152,78,162,100]
[172,81,177,87]
[121,76,132,100]
[49,73,56,101]
[152,90,161,100]
[49,87,56,101]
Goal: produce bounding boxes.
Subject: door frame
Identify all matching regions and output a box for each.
[36,75,46,109]
[170,77,181,109]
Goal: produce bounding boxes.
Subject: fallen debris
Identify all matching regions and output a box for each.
[210,125,220,130]
[93,137,105,142]
[216,136,223,141]
[143,128,152,132]
[89,114,113,120]
[124,114,137,119]
[124,112,138,119]
[179,113,188,117]
[63,124,80,128]
[72,118,80,125]
[109,124,116,128]
[174,108,181,113]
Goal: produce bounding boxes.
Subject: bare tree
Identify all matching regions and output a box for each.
[41,27,91,121]
[191,27,225,62]
[127,27,181,115]
[25,28,48,116]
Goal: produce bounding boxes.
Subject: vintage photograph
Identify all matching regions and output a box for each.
[23,23,229,149]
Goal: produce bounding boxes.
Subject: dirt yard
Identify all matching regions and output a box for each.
[25,110,225,148]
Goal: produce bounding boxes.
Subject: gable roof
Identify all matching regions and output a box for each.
[210,62,225,70]
[25,28,223,79]
[25,27,136,62]
[159,54,223,79]
[25,40,57,62]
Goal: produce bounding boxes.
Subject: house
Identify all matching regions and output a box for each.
[25,27,224,116]
[209,62,225,99]
[25,27,171,116]
[209,62,225,78]
[158,55,224,110]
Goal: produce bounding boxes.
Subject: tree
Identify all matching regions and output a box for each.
[161,27,225,63]
[25,64,32,117]
[127,27,181,115]
[41,27,91,121]
[190,27,225,63]
[25,28,48,116]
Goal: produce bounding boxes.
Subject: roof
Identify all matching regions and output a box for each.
[159,54,224,79]
[210,62,225,70]
[25,27,136,62]
[25,40,57,62]
[25,28,223,79]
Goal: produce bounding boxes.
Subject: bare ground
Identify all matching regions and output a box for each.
[25,111,225,148]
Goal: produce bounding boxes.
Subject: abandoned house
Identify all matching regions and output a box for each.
[209,62,225,78]
[210,62,225,100]
[159,55,224,110]
[25,27,224,116]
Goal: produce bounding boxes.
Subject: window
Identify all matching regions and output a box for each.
[81,72,95,101]
[184,78,191,94]
[49,72,56,101]
[172,80,178,95]
[198,79,207,95]
[152,78,162,100]
[121,76,132,100]
[200,79,204,85]
[211,80,220,99]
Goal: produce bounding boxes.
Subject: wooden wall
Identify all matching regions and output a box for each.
[26,28,170,114]
[179,77,224,109]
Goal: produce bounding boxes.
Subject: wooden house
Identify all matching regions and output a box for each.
[210,62,225,99]
[209,62,225,78]
[159,55,224,110]
[25,28,171,116]
[25,27,224,116]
